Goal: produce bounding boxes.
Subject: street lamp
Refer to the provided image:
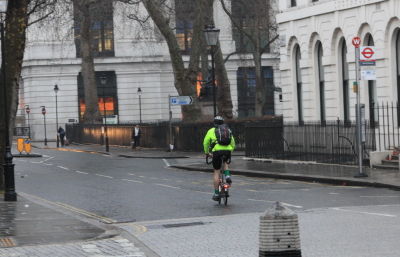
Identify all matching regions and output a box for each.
[25,105,31,138]
[137,87,142,124]
[1,0,16,201]
[100,76,109,152]
[41,106,47,146]
[54,84,59,147]
[204,24,220,117]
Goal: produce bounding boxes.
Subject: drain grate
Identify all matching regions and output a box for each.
[0,237,16,247]
[162,222,205,228]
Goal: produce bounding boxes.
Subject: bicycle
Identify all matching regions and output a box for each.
[206,154,231,206]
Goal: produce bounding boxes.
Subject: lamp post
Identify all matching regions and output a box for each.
[54,84,59,147]
[25,105,31,138]
[137,87,142,124]
[204,24,220,117]
[100,76,109,152]
[41,106,47,146]
[1,0,16,201]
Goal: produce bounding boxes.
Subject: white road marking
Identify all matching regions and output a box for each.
[31,161,43,164]
[44,156,55,162]
[360,195,400,198]
[194,191,213,195]
[95,174,113,179]
[76,170,89,175]
[154,183,181,190]
[121,178,144,183]
[329,192,340,195]
[57,166,69,170]
[163,159,170,167]
[248,199,303,209]
[331,207,397,217]
[300,188,310,191]
[44,163,53,166]
[17,159,27,162]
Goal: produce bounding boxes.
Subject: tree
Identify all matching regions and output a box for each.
[126,0,233,121]
[220,0,279,117]
[0,0,57,189]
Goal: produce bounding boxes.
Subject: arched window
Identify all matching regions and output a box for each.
[396,30,400,104]
[316,41,325,123]
[340,39,350,122]
[365,34,377,124]
[294,45,303,123]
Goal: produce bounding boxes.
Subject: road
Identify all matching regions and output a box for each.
[14,148,400,222]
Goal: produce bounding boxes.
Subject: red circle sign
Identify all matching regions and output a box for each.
[361,47,374,59]
[352,37,361,48]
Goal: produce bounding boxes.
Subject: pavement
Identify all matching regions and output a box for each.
[1,141,399,256]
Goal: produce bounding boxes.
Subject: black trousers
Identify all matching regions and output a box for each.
[134,136,140,147]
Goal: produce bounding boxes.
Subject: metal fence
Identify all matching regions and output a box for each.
[245,120,376,165]
[372,102,400,151]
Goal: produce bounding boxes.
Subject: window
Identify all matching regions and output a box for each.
[294,45,303,123]
[291,0,297,7]
[74,1,115,58]
[175,0,194,53]
[340,39,350,123]
[77,71,118,121]
[237,66,274,118]
[316,41,325,123]
[231,0,270,53]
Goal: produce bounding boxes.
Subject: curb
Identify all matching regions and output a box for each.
[13,153,43,158]
[170,165,400,191]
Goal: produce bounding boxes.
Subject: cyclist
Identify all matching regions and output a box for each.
[203,116,235,201]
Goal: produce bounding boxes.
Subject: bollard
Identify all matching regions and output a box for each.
[259,202,301,257]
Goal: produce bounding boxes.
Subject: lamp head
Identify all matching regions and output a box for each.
[54,84,59,94]
[0,0,8,13]
[203,25,220,46]
[100,76,107,85]
[137,87,142,96]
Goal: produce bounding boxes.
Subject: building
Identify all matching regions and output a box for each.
[17,1,280,141]
[277,0,400,126]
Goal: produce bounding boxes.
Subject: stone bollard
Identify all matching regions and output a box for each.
[259,202,301,257]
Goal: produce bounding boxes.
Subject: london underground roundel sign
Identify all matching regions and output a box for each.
[352,37,361,48]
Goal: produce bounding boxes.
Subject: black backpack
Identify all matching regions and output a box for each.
[215,124,232,146]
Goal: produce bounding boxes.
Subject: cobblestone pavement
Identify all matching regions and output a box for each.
[121,204,400,257]
[0,236,147,257]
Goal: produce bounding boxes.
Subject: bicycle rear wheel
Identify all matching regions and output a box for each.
[223,194,228,205]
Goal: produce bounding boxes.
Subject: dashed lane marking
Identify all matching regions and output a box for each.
[95,174,113,179]
[331,207,397,217]
[248,199,303,209]
[44,156,55,162]
[44,163,53,166]
[154,183,181,190]
[329,192,340,195]
[31,161,43,164]
[360,195,400,198]
[57,166,70,170]
[75,170,89,175]
[121,178,144,183]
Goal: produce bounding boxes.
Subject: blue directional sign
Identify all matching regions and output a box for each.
[170,96,193,105]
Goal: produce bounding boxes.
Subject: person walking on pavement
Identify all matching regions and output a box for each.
[132,124,142,149]
[203,116,235,201]
[58,127,66,147]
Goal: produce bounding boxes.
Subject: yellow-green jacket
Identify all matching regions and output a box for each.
[203,127,235,154]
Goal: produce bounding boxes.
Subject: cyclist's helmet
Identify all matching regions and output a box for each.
[214,116,224,126]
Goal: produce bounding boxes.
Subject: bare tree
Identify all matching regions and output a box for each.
[125,0,233,121]
[220,0,279,117]
[0,0,58,189]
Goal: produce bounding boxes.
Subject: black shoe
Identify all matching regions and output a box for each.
[226,176,232,185]
[212,193,220,201]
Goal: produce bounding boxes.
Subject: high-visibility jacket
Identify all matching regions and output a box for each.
[203,127,235,154]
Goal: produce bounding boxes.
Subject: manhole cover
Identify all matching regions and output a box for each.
[0,237,16,247]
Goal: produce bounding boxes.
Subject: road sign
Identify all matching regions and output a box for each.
[170,96,193,105]
[352,37,361,48]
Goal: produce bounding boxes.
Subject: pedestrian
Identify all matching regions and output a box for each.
[58,126,66,147]
[131,124,141,149]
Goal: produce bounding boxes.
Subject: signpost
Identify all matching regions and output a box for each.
[168,95,194,151]
[352,36,368,177]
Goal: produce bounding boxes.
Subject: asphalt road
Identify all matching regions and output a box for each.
[13,148,400,223]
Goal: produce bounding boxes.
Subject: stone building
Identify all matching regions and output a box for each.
[17,1,280,141]
[277,0,400,125]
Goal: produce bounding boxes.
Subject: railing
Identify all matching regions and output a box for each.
[245,120,376,165]
[372,102,400,151]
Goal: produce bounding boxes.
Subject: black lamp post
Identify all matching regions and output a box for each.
[137,87,142,124]
[41,106,47,146]
[25,105,31,138]
[100,76,109,152]
[54,84,59,147]
[1,0,16,201]
[204,24,220,117]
